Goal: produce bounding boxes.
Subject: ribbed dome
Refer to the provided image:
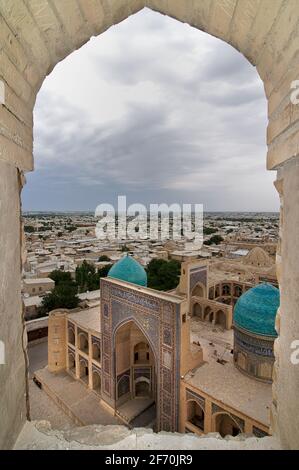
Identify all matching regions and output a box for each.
[243,247,272,268]
[234,283,279,337]
[108,255,147,287]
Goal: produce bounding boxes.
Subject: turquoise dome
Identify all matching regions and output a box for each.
[234,283,279,337]
[108,255,147,287]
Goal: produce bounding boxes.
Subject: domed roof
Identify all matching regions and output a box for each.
[243,247,272,268]
[234,283,279,337]
[108,255,147,287]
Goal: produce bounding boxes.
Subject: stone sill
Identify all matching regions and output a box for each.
[14,421,281,450]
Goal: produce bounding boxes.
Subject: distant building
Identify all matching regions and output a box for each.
[22,277,55,296]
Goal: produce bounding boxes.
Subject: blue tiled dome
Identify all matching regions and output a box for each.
[108,255,147,287]
[234,283,279,337]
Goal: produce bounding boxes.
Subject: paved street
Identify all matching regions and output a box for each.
[28,341,76,430]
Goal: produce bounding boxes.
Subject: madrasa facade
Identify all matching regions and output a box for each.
[47,254,279,437]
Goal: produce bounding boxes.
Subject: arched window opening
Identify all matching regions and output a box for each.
[187,401,205,431]
[92,370,101,394]
[215,413,241,438]
[78,332,89,354]
[135,377,151,397]
[79,358,89,384]
[192,284,204,298]
[92,342,101,362]
[134,342,150,365]
[68,326,75,345]
[68,352,76,373]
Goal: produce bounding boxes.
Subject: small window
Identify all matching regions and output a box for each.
[146,352,149,361]
[134,352,138,362]
[182,314,186,323]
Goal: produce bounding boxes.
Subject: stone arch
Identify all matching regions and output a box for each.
[222,284,231,296]
[92,370,101,394]
[2,0,299,449]
[117,374,131,400]
[68,325,75,345]
[236,351,247,370]
[113,317,158,365]
[234,285,243,297]
[92,341,101,362]
[204,306,213,323]
[68,350,76,373]
[78,331,89,354]
[193,303,203,318]
[215,310,226,329]
[79,357,89,383]
[134,341,150,364]
[186,399,205,432]
[212,412,242,438]
[135,376,151,397]
[192,282,205,298]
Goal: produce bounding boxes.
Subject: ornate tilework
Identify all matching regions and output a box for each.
[162,367,172,394]
[100,278,181,432]
[117,371,131,398]
[103,303,109,318]
[252,426,268,437]
[91,335,101,347]
[186,389,205,409]
[189,267,207,293]
[163,326,172,347]
[235,328,274,357]
[103,357,110,374]
[162,349,172,369]
[92,364,101,374]
[104,377,110,394]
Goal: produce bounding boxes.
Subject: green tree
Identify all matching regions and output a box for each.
[98,255,111,262]
[203,226,218,235]
[24,225,35,233]
[76,260,96,293]
[146,259,181,291]
[204,234,224,246]
[39,283,79,315]
[49,270,74,286]
[98,264,113,278]
[75,261,112,292]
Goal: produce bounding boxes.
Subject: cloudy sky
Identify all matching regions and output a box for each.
[22,8,279,212]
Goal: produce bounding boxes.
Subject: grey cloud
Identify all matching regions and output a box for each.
[22,8,278,212]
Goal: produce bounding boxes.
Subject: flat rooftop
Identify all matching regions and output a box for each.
[23,277,54,284]
[184,360,271,427]
[187,318,271,427]
[67,306,101,334]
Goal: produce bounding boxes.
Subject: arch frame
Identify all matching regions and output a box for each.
[1,0,299,448]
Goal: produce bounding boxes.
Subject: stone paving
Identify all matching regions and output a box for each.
[35,367,120,426]
[28,341,76,430]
